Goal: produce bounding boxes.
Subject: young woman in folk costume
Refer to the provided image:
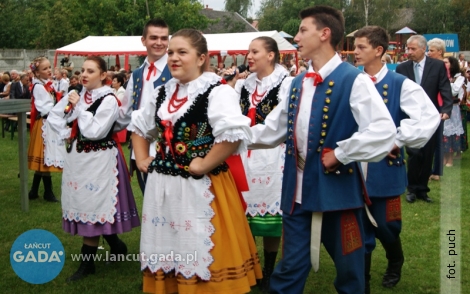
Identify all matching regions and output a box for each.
[130,29,262,293]
[48,56,140,282]
[27,57,66,202]
[233,36,293,292]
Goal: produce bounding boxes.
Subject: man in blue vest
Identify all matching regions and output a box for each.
[249,5,396,294]
[354,26,440,294]
[123,18,172,194]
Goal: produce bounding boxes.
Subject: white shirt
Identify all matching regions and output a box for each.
[451,73,465,100]
[234,63,292,104]
[367,64,440,148]
[48,86,119,140]
[250,54,396,203]
[54,78,69,94]
[129,72,252,154]
[32,78,55,117]
[121,55,168,158]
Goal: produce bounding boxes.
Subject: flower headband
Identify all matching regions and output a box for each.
[30,61,40,72]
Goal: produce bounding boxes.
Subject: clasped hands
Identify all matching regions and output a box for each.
[136,156,208,176]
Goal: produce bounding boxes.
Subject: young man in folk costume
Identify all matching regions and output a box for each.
[353,26,440,293]
[249,6,396,293]
[123,18,172,194]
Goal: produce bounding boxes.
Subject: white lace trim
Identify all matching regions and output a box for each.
[62,148,119,224]
[88,86,115,103]
[243,64,288,94]
[214,129,251,155]
[142,175,215,281]
[246,201,283,217]
[127,125,151,140]
[41,120,65,168]
[164,72,221,102]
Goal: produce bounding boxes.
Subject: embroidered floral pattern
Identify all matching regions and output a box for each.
[149,83,229,178]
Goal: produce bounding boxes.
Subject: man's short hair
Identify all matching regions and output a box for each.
[142,18,169,38]
[354,26,389,57]
[407,35,427,49]
[299,5,345,48]
[427,38,446,56]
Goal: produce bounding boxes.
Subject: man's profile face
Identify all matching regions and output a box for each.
[354,37,382,67]
[294,17,324,59]
[406,40,425,62]
[21,76,29,86]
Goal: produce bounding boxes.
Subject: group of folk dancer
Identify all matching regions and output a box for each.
[26,5,448,294]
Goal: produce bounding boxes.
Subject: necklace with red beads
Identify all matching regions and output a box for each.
[168,84,188,113]
[84,91,93,104]
[251,86,267,106]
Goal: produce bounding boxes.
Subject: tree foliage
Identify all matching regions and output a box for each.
[0,0,212,49]
[224,0,253,18]
[255,0,470,50]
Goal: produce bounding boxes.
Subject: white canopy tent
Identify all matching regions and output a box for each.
[55,31,298,70]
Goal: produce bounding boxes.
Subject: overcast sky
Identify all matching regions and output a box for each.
[199,0,261,18]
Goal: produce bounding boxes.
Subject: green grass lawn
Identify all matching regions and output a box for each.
[0,130,469,293]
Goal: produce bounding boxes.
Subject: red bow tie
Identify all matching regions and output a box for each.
[304,72,323,86]
[146,63,156,81]
[370,76,377,83]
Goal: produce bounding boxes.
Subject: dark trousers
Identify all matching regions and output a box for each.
[406,129,438,194]
[363,196,402,254]
[431,121,444,176]
[270,203,365,294]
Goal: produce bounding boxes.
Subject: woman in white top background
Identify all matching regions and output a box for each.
[443,56,465,167]
[27,57,65,202]
[111,73,126,102]
[111,73,128,143]
[233,36,293,292]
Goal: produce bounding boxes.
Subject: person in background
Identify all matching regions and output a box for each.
[61,69,70,83]
[297,59,307,74]
[353,25,440,293]
[10,70,20,83]
[61,54,74,77]
[396,35,452,203]
[289,59,297,76]
[48,55,140,282]
[396,55,406,64]
[381,54,392,64]
[231,36,293,292]
[427,38,447,181]
[122,18,172,195]
[27,57,65,202]
[111,74,126,102]
[442,56,465,167]
[54,68,69,96]
[0,73,11,98]
[68,75,83,93]
[11,73,31,99]
[458,53,468,71]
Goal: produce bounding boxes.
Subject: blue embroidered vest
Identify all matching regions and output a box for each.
[282,62,364,213]
[131,64,172,110]
[148,83,229,179]
[366,70,407,197]
[240,77,285,124]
